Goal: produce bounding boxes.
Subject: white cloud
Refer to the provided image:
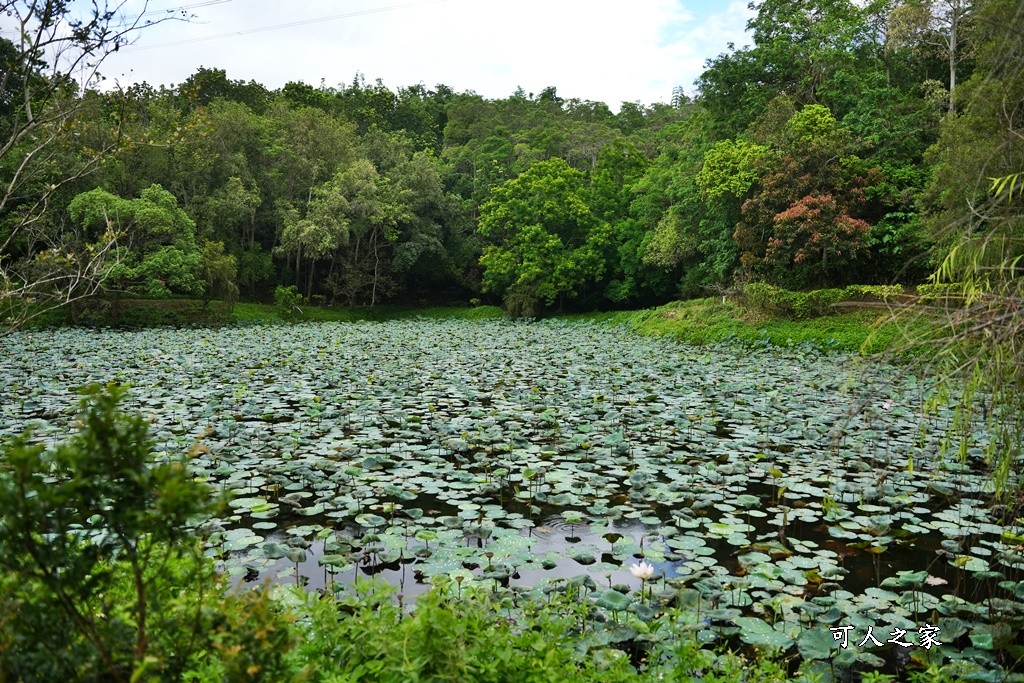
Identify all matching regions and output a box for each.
[52,0,754,109]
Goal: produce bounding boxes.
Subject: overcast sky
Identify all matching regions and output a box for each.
[9,0,756,110]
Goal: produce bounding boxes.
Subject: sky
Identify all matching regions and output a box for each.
[7,0,757,110]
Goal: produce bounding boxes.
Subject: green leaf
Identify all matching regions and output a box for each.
[732,617,794,651]
[797,628,836,660]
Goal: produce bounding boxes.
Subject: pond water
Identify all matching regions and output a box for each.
[2,319,1021,680]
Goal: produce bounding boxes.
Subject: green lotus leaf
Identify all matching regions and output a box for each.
[318,554,349,568]
[562,511,584,524]
[797,627,836,661]
[354,513,387,528]
[571,552,596,565]
[732,617,794,651]
[285,547,307,564]
[595,590,632,612]
[880,570,929,588]
[260,541,289,560]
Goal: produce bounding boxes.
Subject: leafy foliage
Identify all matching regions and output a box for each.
[68,185,204,297]
[478,158,611,315]
[732,104,884,287]
[0,385,219,681]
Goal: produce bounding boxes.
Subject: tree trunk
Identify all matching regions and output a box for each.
[326,256,337,305]
[371,231,379,308]
[948,4,958,112]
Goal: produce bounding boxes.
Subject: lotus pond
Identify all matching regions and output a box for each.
[2,319,1023,680]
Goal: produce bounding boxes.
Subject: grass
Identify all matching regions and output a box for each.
[560,298,934,355]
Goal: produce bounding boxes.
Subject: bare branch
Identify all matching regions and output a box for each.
[1,1,187,333]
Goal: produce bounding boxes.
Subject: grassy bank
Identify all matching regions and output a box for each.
[562,297,927,355]
[240,296,933,356]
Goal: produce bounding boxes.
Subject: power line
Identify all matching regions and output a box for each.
[0,2,233,40]
[122,0,448,51]
[119,0,236,24]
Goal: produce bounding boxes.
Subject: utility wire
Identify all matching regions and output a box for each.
[0,1,233,40]
[119,0,236,24]
[122,0,448,51]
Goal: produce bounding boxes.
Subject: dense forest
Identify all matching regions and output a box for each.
[1,0,1021,321]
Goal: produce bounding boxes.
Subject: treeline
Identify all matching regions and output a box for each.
[3,0,1020,317]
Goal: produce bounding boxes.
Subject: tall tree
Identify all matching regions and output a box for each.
[888,0,974,111]
[477,158,610,315]
[911,0,1024,499]
[0,2,178,332]
[698,0,874,135]
[728,104,883,286]
[67,184,204,298]
[326,159,412,306]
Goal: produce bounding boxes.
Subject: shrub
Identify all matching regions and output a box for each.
[844,284,904,301]
[0,385,220,682]
[744,282,845,318]
[916,282,964,302]
[744,282,905,318]
[274,285,304,321]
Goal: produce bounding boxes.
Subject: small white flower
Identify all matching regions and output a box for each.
[630,561,655,580]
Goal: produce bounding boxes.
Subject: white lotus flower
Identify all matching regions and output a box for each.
[630,561,655,580]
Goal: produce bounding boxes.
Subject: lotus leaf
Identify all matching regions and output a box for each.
[595,590,632,612]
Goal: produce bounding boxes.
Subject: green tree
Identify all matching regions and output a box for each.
[477,158,611,315]
[696,139,771,200]
[888,0,974,111]
[697,0,875,135]
[589,139,666,304]
[68,184,204,298]
[199,239,238,307]
[276,158,411,305]
[389,150,473,296]
[905,0,1023,500]
[639,114,740,296]
[275,176,352,299]
[177,66,272,113]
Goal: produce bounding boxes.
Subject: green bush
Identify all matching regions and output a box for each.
[916,282,964,302]
[274,285,304,321]
[0,385,221,681]
[743,282,844,318]
[844,284,904,301]
[744,283,905,319]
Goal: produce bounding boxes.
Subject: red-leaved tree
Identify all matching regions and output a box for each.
[765,194,871,285]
